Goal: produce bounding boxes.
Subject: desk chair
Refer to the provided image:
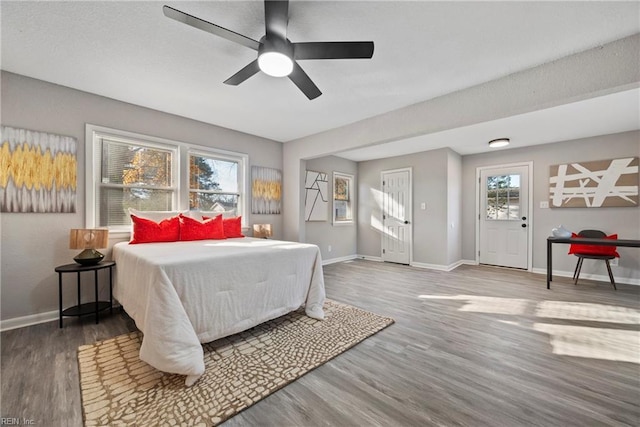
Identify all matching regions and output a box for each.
[571,229,618,290]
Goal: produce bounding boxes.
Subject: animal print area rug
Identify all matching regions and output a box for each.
[78,299,394,426]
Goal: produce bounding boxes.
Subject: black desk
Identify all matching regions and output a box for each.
[547,237,640,289]
[55,261,115,327]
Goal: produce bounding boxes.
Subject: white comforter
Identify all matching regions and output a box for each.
[112,238,325,386]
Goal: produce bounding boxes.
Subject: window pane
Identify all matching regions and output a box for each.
[190,155,238,193]
[190,193,238,212]
[99,187,173,226]
[334,200,352,221]
[102,140,172,186]
[486,174,521,220]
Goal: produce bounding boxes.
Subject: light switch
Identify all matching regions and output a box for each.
[420,202,426,210]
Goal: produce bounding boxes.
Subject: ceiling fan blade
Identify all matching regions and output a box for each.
[224,60,261,85]
[293,41,375,60]
[288,62,322,100]
[264,0,289,40]
[163,5,260,51]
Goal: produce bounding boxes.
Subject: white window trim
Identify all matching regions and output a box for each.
[332,171,355,225]
[85,124,249,236]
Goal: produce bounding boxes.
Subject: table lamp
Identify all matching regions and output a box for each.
[253,224,273,239]
[69,229,109,265]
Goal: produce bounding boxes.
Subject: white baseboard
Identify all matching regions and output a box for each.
[356,255,383,262]
[1,309,58,332]
[322,254,358,265]
[531,268,640,286]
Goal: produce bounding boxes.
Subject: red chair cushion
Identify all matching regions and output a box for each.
[568,233,620,257]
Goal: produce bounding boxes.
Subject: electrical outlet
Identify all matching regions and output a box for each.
[540,201,549,209]
[610,258,619,267]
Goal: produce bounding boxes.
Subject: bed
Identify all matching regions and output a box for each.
[112,237,325,386]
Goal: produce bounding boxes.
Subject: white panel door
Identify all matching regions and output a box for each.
[382,169,411,264]
[479,165,529,269]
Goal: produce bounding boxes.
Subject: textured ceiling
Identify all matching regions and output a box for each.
[2,1,640,148]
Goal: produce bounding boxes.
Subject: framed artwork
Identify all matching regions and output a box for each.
[333,172,354,224]
[252,166,282,214]
[1,126,77,213]
[549,157,639,208]
[304,170,328,221]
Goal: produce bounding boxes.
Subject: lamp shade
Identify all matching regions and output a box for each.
[69,229,109,249]
[253,224,273,238]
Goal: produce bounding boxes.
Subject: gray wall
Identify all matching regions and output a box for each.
[1,71,282,322]
[462,130,640,280]
[447,151,462,265]
[304,156,358,261]
[358,148,460,267]
[284,35,640,243]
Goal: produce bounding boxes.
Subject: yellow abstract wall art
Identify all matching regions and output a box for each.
[251,166,282,214]
[1,126,77,212]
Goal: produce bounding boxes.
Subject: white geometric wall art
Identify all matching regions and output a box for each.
[304,170,328,221]
[549,157,639,208]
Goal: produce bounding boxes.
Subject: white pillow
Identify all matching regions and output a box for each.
[128,208,184,223]
[192,209,237,219]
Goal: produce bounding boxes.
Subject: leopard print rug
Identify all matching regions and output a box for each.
[78,299,394,426]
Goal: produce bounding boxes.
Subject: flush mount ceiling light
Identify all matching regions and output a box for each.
[488,138,510,148]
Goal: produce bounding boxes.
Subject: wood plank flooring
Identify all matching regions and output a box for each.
[2,261,639,426]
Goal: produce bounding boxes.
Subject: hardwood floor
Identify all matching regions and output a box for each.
[2,261,639,426]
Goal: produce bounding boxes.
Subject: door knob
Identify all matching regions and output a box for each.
[521,224,527,228]
[521,216,527,220]
[404,220,410,224]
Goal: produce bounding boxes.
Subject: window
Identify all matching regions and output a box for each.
[99,138,177,227]
[333,172,354,224]
[485,174,521,220]
[189,152,239,213]
[86,125,248,232]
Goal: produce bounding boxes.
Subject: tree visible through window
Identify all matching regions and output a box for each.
[486,174,520,220]
[100,140,175,227]
[189,154,239,213]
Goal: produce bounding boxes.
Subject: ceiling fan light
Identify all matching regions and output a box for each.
[258,52,293,77]
[488,138,510,148]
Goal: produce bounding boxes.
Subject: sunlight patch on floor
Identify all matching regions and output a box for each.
[533,324,640,363]
[419,294,640,364]
[536,301,640,324]
[418,295,529,315]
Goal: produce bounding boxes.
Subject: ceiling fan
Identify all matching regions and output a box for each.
[163,1,374,100]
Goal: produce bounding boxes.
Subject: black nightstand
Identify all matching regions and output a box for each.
[55,261,115,328]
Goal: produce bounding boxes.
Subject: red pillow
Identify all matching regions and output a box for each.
[204,215,245,238]
[223,216,244,238]
[130,215,180,244]
[179,214,225,241]
[568,233,619,257]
